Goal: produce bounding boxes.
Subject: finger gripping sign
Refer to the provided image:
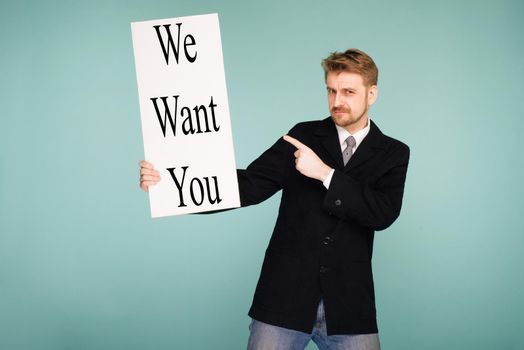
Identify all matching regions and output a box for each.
[131,13,240,217]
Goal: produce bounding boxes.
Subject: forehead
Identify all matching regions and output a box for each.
[326,71,365,89]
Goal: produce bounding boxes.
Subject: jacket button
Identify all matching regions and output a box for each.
[320,266,329,273]
[323,236,333,245]
[334,199,342,206]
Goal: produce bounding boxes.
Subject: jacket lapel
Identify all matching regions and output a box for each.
[346,120,386,171]
[314,118,345,169]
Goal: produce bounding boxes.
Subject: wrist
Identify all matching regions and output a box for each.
[318,165,333,182]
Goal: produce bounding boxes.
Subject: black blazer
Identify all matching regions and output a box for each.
[237,117,410,335]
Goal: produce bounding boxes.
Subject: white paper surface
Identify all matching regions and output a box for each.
[131,13,240,217]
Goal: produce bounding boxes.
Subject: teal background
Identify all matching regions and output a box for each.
[1,0,523,349]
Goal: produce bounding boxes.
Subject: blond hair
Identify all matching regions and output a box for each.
[321,49,378,87]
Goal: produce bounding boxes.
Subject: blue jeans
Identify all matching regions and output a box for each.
[247,301,380,350]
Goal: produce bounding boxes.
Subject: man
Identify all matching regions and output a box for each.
[140,48,409,350]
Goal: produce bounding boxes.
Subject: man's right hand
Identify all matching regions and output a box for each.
[139,160,161,192]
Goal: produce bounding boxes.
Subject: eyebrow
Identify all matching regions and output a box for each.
[326,86,357,92]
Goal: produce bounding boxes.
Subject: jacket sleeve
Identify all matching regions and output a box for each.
[324,142,410,230]
[237,136,293,207]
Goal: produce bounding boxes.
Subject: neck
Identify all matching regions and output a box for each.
[345,115,369,134]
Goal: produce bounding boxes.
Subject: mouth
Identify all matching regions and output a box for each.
[332,109,349,116]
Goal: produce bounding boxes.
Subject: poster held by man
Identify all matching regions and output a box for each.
[131,13,240,218]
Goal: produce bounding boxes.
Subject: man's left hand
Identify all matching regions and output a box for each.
[283,135,332,182]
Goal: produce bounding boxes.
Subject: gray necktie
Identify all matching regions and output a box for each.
[343,136,356,165]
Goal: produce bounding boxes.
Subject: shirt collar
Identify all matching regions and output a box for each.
[334,118,371,151]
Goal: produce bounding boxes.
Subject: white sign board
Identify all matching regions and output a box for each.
[131,13,240,217]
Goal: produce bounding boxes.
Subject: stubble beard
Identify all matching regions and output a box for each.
[331,104,369,132]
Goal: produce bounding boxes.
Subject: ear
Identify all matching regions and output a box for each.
[367,85,378,106]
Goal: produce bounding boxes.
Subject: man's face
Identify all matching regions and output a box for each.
[326,71,377,133]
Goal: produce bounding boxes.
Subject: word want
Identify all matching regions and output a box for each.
[150,95,220,137]
[166,166,222,207]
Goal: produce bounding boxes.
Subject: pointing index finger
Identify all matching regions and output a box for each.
[283,135,308,150]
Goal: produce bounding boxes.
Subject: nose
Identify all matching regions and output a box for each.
[333,92,343,107]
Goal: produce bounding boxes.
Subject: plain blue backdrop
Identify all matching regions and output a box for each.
[1,1,523,349]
